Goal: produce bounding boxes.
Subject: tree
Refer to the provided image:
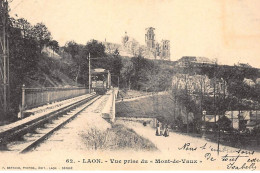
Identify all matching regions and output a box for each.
[121,59,134,89]
[32,23,52,50]
[64,41,80,59]
[110,49,123,86]
[131,56,146,90]
[84,39,106,58]
[130,39,140,56]
[11,18,34,39]
[8,19,40,115]
[111,49,123,75]
[48,40,59,53]
[9,19,40,76]
[63,41,85,84]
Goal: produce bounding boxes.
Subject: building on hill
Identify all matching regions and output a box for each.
[176,56,196,67]
[121,33,142,57]
[145,27,156,49]
[225,110,260,131]
[196,57,215,64]
[256,78,260,85]
[102,28,171,61]
[102,41,121,54]
[172,74,227,97]
[235,63,252,68]
[160,40,171,60]
[144,28,171,60]
[122,31,129,47]
[176,56,215,67]
[101,33,141,57]
[41,45,61,59]
[243,78,256,87]
[204,110,260,131]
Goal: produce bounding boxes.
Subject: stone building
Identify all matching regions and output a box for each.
[122,32,129,47]
[160,40,170,60]
[145,27,156,49]
[172,74,228,97]
[144,27,171,60]
[176,56,215,68]
[103,28,171,60]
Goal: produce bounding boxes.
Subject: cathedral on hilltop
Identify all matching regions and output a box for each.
[144,27,171,60]
[103,27,171,61]
[145,27,156,49]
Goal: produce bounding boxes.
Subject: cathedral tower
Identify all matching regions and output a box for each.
[161,40,170,60]
[145,27,155,49]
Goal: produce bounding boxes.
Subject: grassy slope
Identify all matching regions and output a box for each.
[24,53,78,88]
[117,90,149,99]
[81,124,157,151]
[116,92,176,123]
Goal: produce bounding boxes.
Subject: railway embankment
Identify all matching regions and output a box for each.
[0,93,95,132]
[29,90,157,152]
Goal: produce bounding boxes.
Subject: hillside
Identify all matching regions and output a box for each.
[23,54,79,88]
[116,90,193,132]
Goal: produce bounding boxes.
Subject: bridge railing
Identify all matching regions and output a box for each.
[21,85,89,111]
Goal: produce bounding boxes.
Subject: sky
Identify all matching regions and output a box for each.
[8,0,260,68]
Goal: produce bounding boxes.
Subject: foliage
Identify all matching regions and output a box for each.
[199,65,260,102]
[48,40,59,53]
[7,17,58,116]
[174,64,260,116]
[110,49,123,76]
[84,39,106,58]
[32,23,52,50]
[63,40,123,86]
[119,55,173,91]
[8,21,40,115]
[83,124,157,151]
[64,41,81,59]
[120,58,134,88]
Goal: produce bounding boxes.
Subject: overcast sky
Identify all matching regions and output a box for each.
[9,0,260,68]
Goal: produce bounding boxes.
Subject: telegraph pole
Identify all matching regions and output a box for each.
[88,53,91,93]
[117,76,119,89]
[0,0,9,120]
[88,54,100,93]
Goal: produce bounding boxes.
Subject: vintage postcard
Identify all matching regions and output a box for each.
[0,0,260,171]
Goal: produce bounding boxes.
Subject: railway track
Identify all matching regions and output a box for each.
[0,94,101,153]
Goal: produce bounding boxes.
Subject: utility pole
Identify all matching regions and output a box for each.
[185,74,189,134]
[117,76,119,89]
[88,53,91,94]
[256,103,258,126]
[213,65,216,136]
[0,0,9,120]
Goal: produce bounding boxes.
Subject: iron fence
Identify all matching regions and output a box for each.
[21,85,89,110]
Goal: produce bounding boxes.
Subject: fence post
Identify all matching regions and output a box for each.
[20,84,25,118]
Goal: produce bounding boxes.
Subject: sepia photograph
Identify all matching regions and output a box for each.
[0,0,260,171]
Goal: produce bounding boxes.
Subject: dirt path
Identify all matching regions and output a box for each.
[116,120,260,170]
[116,91,168,103]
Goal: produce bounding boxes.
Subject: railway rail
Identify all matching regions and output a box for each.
[0,94,101,153]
